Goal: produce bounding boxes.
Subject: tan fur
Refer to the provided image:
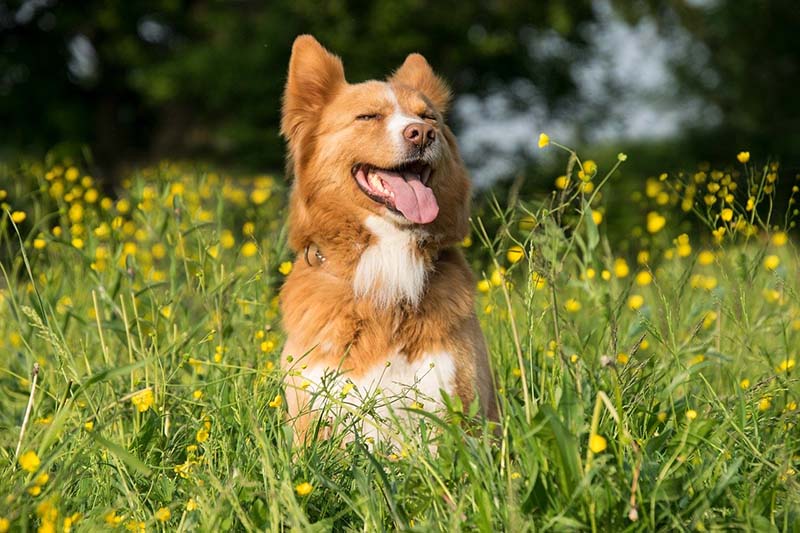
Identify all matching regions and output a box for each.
[279,35,497,443]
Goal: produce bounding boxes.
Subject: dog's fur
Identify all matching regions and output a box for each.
[279,35,496,442]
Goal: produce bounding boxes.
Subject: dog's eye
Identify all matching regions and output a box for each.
[420,113,437,121]
[356,113,382,121]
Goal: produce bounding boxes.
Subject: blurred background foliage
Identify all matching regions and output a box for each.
[1,0,798,187]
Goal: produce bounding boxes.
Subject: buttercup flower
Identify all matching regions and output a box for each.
[737,151,750,163]
[19,450,40,472]
[537,133,550,148]
[588,434,607,453]
[295,482,314,496]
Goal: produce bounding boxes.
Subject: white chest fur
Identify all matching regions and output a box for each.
[298,351,456,441]
[353,216,428,307]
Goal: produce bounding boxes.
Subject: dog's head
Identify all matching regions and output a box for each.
[281,35,470,248]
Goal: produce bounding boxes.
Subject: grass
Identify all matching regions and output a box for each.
[0,147,798,532]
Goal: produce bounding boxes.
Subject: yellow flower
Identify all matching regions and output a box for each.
[460,235,472,247]
[698,250,715,265]
[627,294,644,310]
[33,238,47,250]
[582,160,598,177]
[617,352,629,364]
[531,273,546,290]
[537,133,550,148]
[65,167,79,181]
[685,409,698,421]
[196,428,209,443]
[777,358,796,372]
[250,188,271,205]
[34,472,49,486]
[151,243,167,259]
[105,512,123,526]
[341,382,355,397]
[771,232,787,247]
[477,279,490,293]
[268,395,282,408]
[0,517,9,533]
[554,175,570,190]
[10,211,26,224]
[84,420,94,431]
[155,507,171,522]
[740,378,750,389]
[591,210,603,225]
[564,298,582,313]
[720,208,733,222]
[241,242,258,257]
[506,245,524,264]
[703,311,717,329]
[186,499,198,511]
[674,234,691,257]
[601,269,611,281]
[635,271,652,286]
[614,258,630,278]
[588,434,607,453]
[490,267,505,287]
[758,397,771,411]
[295,482,314,496]
[260,340,275,352]
[68,203,83,223]
[763,255,780,271]
[637,251,650,265]
[131,388,154,413]
[617,153,627,162]
[689,354,705,366]
[27,485,41,496]
[646,212,666,234]
[220,230,235,249]
[762,288,781,303]
[736,151,750,163]
[19,450,40,472]
[278,261,293,275]
[71,238,84,250]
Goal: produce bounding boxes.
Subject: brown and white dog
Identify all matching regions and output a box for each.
[279,35,496,444]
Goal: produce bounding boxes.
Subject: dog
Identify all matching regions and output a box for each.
[279,35,497,444]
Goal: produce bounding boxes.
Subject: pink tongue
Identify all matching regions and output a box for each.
[379,173,439,224]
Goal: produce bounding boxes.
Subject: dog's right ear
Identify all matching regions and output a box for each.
[281,35,345,163]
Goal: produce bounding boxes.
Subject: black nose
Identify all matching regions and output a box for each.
[403,123,436,149]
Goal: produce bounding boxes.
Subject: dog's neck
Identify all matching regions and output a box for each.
[298,213,439,308]
[352,215,434,308]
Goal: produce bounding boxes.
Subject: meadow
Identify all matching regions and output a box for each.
[0,140,798,532]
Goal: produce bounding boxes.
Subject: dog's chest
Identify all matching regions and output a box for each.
[352,216,429,307]
[302,351,456,410]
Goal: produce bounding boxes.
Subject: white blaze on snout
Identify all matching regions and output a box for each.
[385,86,428,157]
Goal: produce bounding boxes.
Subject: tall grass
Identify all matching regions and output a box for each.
[0,148,798,532]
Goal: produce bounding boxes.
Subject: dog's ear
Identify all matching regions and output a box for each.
[281,35,345,161]
[390,54,451,113]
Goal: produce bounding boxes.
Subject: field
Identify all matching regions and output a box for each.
[1,143,798,532]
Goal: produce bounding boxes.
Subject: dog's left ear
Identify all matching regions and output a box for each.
[390,54,451,113]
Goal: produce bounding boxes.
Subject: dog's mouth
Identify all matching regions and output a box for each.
[351,160,439,224]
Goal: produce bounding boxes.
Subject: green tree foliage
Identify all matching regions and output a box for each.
[0,0,595,178]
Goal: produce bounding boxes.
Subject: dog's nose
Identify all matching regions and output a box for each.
[403,123,436,148]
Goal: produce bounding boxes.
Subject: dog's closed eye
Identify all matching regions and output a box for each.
[356,113,382,121]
